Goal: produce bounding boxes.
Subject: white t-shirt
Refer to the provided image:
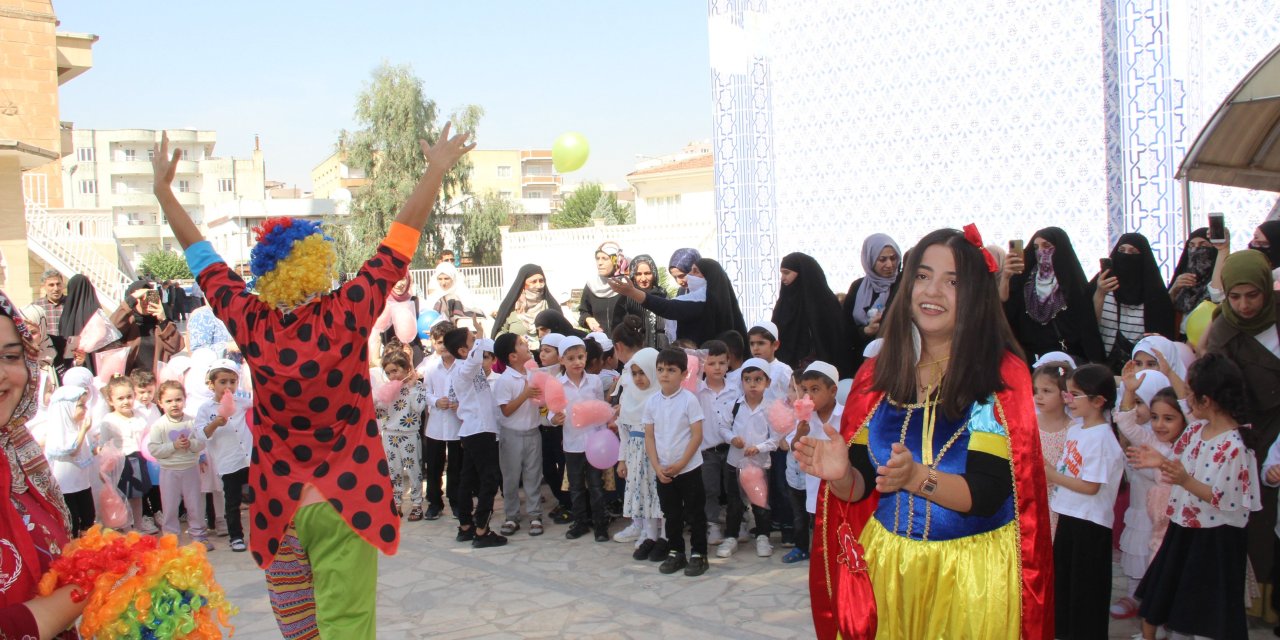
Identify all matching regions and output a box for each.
[493,367,540,432]
[724,398,776,470]
[696,379,739,450]
[804,405,843,513]
[1049,422,1125,528]
[423,356,462,441]
[642,388,705,475]
[560,372,605,453]
[97,412,148,457]
[194,395,252,476]
[452,339,498,438]
[766,359,794,405]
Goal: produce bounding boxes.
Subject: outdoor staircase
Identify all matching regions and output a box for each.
[23,175,133,308]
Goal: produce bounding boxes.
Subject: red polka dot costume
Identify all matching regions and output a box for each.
[194,235,412,569]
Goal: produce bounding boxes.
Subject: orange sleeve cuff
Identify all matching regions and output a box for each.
[384,222,421,259]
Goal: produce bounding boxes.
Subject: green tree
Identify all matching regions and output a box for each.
[336,62,482,272]
[138,249,192,281]
[454,192,516,266]
[550,183,633,229]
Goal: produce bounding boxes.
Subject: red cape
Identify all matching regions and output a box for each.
[809,352,1053,639]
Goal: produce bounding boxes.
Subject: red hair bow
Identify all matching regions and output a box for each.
[963,223,999,274]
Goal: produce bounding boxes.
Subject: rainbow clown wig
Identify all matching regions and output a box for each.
[249,217,336,308]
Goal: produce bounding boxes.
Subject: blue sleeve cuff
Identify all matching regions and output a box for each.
[184,241,224,276]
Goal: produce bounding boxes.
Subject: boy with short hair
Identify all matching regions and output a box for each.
[720,358,777,558]
[536,333,572,522]
[556,336,609,541]
[696,340,737,546]
[746,322,793,403]
[783,361,842,564]
[645,348,709,577]
[493,333,545,536]
[715,330,746,387]
[421,321,461,521]
[446,328,506,548]
[130,369,160,425]
[196,359,252,553]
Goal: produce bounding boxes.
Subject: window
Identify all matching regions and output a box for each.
[147,149,155,161]
[496,166,512,178]
[123,149,136,161]
[78,180,96,195]
[177,180,190,193]
[218,178,233,192]
[527,190,544,199]
[498,191,512,199]
[76,147,94,162]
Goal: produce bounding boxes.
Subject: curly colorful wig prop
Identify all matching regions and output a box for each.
[37,526,236,639]
[249,217,336,308]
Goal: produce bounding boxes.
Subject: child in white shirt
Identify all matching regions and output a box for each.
[421,321,461,521]
[718,358,777,559]
[148,381,210,548]
[644,347,708,577]
[493,333,545,536]
[196,359,252,552]
[696,341,737,547]
[43,386,95,535]
[375,350,430,521]
[556,336,608,541]
[785,362,843,565]
[445,328,505,548]
[96,375,154,533]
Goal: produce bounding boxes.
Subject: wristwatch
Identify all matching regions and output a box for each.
[917,467,939,497]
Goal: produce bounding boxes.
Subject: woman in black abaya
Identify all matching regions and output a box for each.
[1089,232,1176,371]
[1003,227,1105,366]
[772,252,852,377]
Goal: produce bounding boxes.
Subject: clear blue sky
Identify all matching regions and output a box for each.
[53,1,711,191]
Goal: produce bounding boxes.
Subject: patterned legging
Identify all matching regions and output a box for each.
[382,432,423,507]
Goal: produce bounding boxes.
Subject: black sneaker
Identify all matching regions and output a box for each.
[633,539,656,561]
[594,528,609,543]
[456,527,475,542]
[565,523,591,540]
[648,538,671,562]
[684,554,708,577]
[552,508,573,525]
[424,505,443,521]
[472,531,508,549]
[659,551,688,574]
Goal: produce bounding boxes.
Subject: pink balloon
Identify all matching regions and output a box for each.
[681,353,701,392]
[739,464,769,508]
[794,394,815,422]
[94,347,129,384]
[374,379,404,406]
[373,307,393,333]
[767,399,798,436]
[571,400,614,429]
[542,376,568,414]
[391,304,417,343]
[585,429,620,470]
[216,392,237,419]
[100,487,129,529]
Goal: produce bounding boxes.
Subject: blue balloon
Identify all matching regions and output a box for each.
[417,310,443,340]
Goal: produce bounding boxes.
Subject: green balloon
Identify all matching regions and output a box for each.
[552,132,590,173]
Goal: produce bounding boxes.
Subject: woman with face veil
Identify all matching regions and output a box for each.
[1003,227,1104,366]
[1088,233,1176,371]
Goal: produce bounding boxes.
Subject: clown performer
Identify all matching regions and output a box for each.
[151,125,474,638]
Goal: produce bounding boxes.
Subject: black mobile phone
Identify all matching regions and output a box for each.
[1099,258,1113,273]
[1208,212,1226,243]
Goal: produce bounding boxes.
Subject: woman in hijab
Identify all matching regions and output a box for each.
[668,248,701,296]
[55,274,107,375]
[491,264,558,340]
[615,254,668,349]
[1168,228,1218,335]
[1248,220,1280,278]
[428,262,485,328]
[1090,233,1176,371]
[1204,249,1280,619]
[1004,227,1105,366]
[533,308,584,339]
[609,257,747,346]
[842,234,901,373]
[378,274,426,365]
[772,252,853,377]
[578,242,627,333]
[0,288,87,637]
[110,279,183,375]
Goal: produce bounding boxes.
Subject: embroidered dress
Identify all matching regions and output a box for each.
[1039,426,1068,538]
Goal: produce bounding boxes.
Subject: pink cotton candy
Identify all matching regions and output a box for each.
[681,352,701,392]
[542,376,568,414]
[739,463,769,508]
[572,400,614,429]
[373,379,403,406]
[216,392,237,419]
[767,399,798,436]
[94,347,129,384]
[524,359,539,373]
[794,394,815,421]
[99,487,128,529]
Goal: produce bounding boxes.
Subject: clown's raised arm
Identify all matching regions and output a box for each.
[151,125,474,250]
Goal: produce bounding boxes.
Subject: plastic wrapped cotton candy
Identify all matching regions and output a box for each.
[739,462,769,508]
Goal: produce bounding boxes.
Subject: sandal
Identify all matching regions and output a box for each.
[1109,596,1138,619]
[407,506,423,522]
[499,520,520,536]
[529,519,544,536]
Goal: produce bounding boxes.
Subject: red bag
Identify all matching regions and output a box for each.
[830,498,877,639]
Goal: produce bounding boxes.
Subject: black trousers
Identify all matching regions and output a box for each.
[63,488,95,536]
[787,486,810,553]
[457,432,500,530]
[724,465,771,538]
[1054,513,1113,640]
[221,467,250,541]
[656,468,708,556]
[565,452,607,530]
[768,450,794,532]
[541,425,570,508]
[424,437,462,513]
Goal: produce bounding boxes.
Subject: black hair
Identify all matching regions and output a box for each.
[1149,387,1184,416]
[715,330,745,364]
[701,339,728,358]
[747,326,778,342]
[610,315,645,352]
[1068,364,1117,411]
[494,332,521,366]
[800,370,838,388]
[1031,361,1073,391]
[1186,352,1249,424]
[381,350,411,371]
[443,328,470,359]
[739,364,770,380]
[656,347,688,372]
[429,320,456,340]
[584,336,604,367]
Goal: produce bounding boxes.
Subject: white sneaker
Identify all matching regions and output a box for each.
[716,538,738,558]
[139,517,159,535]
[755,534,774,557]
[613,521,641,543]
[707,523,724,545]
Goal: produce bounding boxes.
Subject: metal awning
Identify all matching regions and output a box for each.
[1178,42,1280,192]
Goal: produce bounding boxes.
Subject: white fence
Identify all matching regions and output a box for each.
[408,266,504,304]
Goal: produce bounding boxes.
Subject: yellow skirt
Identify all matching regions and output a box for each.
[861,517,1021,640]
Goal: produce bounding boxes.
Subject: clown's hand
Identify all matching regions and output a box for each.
[419,122,475,175]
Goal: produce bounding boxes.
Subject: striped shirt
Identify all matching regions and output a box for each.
[1099,293,1144,354]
